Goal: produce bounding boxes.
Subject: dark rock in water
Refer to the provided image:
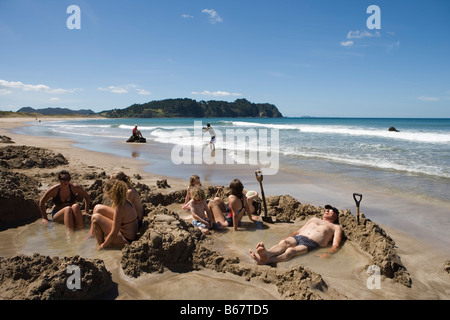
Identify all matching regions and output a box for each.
[126,135,146,143]
[388,127,400,132]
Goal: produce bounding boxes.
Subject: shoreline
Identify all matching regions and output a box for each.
[1,116,449,300]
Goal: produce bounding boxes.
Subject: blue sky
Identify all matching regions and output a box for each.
[0,0,449,117]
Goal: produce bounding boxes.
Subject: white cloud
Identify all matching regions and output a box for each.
[341,41,354,47]
[418,96,440,102]
[137,89,151,95]
[0,79,75,94]
[347,30,380,39]
[202,9,223,24]
[98,84,152,95]
[181,14,194,19]
[192,90,242,97]
[98,85,128,94]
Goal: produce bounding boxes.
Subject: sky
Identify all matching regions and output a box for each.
[0,0,449,117]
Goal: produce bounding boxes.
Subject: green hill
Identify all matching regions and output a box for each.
[99,98,283,118]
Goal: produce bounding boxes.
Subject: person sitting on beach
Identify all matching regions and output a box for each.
[132,125,144,139]
[186,186,218,235]
[39,170,91,230]
[208,179,259,231]
[249,205,342,265]
[182,174,202,210]
[90,180,138,249]
[110,171,144,228]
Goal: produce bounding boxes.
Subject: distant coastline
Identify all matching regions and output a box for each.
[3,98,283,119]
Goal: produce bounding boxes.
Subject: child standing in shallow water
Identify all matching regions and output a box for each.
[186,186,218,235]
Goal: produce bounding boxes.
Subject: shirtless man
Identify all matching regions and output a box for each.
[249,205,342,264]
[186,186,218,235]
[203,123,216,150]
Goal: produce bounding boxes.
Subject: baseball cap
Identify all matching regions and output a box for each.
[325,205,339,215]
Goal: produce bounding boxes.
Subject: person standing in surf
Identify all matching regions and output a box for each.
[203,123,216,150]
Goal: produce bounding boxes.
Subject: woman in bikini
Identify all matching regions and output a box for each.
[208,179,259,231]
[90,179,138,249]
[39,170,91,230]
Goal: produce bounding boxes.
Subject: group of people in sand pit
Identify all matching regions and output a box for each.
[182,174,343,263]
[39,170,343,264]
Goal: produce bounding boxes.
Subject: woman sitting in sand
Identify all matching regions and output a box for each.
[110,171,144,228]
[39,170,91,230]
[208,179,259,231]
[90,180,138,249]
[182,174,202,210]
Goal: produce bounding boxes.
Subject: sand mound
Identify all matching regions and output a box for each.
[0,145,68,169]
[338,211,411,287]
[0,170,41,230]
[121,205,204,276]
[0,135,14,144]
[0,253,114,300]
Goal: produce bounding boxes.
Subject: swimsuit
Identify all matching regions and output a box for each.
[121,200,138,243]
[292,235,319,252]
[121,200,138,226]
[225,197,245,227]
[52,185,77,219]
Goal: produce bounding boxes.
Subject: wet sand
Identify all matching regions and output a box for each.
[1,117,449,301]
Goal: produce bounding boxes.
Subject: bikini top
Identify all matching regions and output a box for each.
[227,196,245,218]
[53,185,77,207]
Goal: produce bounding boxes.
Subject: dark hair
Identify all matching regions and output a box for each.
[58,170,71,180]
[229,179,244,197]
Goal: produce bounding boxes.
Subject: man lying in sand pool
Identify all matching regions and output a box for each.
[249,205,343,265]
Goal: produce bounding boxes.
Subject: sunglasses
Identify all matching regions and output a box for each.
[59,176,71,181]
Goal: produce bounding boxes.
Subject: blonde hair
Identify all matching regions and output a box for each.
[104,180,128,207]
[189,175,201,187]
[190,186,205,201]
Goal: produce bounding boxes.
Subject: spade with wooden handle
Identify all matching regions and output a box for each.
[353,193,363,224]
[255,170,273,224]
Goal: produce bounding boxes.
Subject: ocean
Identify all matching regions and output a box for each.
[17,117,450,197]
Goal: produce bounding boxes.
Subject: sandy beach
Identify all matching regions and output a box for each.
[1,116,449,302]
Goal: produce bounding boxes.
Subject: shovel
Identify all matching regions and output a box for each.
[353,193,363,224]
[255,170,274,223]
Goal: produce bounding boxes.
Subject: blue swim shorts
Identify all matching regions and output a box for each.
[292,235,319,252]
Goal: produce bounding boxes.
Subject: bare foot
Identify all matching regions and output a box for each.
[254,242,270,262]
[249,249,265,265]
